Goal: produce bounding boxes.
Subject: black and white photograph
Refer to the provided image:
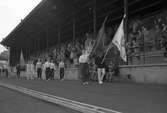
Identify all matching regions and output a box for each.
[0,0,167,113]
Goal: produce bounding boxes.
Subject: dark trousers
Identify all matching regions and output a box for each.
[17,70,20,78]
[5,69,8,77]
[60,68,64,80]
[50,69,54,80]
[80,63,89,82]
[37,68,42,78]
[45,68,50,80]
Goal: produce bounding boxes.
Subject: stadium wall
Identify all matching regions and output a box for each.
[119,63,167,84]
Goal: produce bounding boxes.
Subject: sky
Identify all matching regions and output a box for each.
[0,0,42,53]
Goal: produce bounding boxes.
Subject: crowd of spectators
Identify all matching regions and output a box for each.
[30,32,95,68]
[126,12,167,64]
[50,33,95,67]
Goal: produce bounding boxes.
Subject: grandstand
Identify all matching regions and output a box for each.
[1,0,167,84]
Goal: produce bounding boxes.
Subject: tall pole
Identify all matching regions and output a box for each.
[142,30,145,64]
[73,16,76,45]
[124,0,128,64]
[93,0,97,39]
[46,29,49,52]
[38,37,41,57]
[34,39,37,57]
[58,25,61,53]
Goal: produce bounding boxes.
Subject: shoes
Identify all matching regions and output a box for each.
[99,81,103,84]
[60,79,64,81]
[83,82,89,85]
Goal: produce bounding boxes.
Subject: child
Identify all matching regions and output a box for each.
[59,59,65,81]
[50,59,56,80]
[105,62,115,82]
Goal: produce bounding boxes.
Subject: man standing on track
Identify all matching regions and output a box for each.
[16,63,21,79]
[79,50,89,85]
[95,55,106,84]
[50,59,56,80]
[43,58,50,81]
[36,59,42,79]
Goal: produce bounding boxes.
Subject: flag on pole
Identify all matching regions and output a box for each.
[90,16,108,57]
[112,17,127,62]
[20,49,25,66]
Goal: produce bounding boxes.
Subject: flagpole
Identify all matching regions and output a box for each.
[93,0,97,39]
[58,24,61,54]
[90,16,108,57]
[72,16,76,45]
[124,0,128,64]
[101,42,113,64]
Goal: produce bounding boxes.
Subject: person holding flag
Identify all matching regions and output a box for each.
[89,16,110,84]
[91,15,127,83]
[101,15,127,64]
[79,49,89,85]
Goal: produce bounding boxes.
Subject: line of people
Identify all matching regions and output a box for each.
[14,51,118,85]
[0,65,8,77]
[16,58,65,81]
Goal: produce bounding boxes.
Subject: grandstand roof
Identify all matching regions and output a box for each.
[1,0,165,51]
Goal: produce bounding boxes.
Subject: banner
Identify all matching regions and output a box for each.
[20,49,25,66]
[112,17,127,62]
[91,16,108,57]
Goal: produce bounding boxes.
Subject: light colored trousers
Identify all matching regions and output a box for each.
[97,68,105,83]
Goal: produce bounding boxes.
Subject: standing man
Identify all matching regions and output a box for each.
[16,63,21,79]
[95,55,106,84]
[36,59,42,79]
[3,64,8,78]
[79,50,89,85]
[50,59,56,80]
[43,58,50,81]
[59,59,65,81]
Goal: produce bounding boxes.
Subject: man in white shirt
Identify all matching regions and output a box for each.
[79,50,89,85]
[36,59,42,79]
[43,58,50,80]
[3,64,8,78]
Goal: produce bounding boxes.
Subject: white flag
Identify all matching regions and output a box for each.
[112,18,127,62]
[20,49,25,66]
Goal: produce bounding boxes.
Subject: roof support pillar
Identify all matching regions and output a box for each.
[124,0,129,64]
[58,25,61,53]
[46,29,49,52]
[37,37,41,55]
[93,0,97,38]
[72,16,76,45]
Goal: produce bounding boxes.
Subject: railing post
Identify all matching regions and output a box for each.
[124,0,128,65]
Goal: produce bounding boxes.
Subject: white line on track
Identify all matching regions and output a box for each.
[0,82,122,113]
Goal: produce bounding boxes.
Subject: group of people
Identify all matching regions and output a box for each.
[16,58,65,81]
[126,14,167,64]
[14,49,117,85]
[0,65,8,77]
[79,49,118,85]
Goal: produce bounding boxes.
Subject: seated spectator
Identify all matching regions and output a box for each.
[105,62,115,82]
[89,60,97,81]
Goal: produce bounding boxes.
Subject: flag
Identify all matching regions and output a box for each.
[20,49,25,66]
[112,17,127,62]
[91,16,108,57]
